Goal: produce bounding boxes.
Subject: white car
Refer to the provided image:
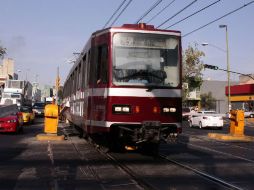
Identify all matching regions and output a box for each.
[244,111,254,118]
[189,111,224,129]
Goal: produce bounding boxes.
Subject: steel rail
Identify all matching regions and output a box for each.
[62,125,243,189]
[103,152,160,190]
[160,153,243,190]
[64,127,151,190]
[179,139,254,163]
[101,145,241,190]
[63,128,107,190]
[182,132,254,152]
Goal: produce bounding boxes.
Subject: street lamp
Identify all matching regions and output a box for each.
[219,24,231,112]
[201,25,231,113]
[201,42,226,53]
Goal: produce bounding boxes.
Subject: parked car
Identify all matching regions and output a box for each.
[0,112,23,133]
[19,106,35,124]
[189,111,224,129]
[244,111,254,118]
[32,102,45,117]
[182,107,196,120]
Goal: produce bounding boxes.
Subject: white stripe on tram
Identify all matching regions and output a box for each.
[86,120,182,128]
[88,88,181,98]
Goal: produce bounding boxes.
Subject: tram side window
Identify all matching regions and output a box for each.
[74,68,78,92]
[71,74,75,94]
[77,63,81,90]
[96,45,108,84]
[67,79,70,97]
[86,50,91,86]
[82,54,87,89]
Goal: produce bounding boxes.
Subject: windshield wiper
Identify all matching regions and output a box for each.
[146,85,158,92]
[118,70,166,81]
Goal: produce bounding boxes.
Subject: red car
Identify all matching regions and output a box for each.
[0,112,23,133]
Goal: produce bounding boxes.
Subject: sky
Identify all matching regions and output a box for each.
[0,0,254,86]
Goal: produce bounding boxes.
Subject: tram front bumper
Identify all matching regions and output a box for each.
[117,121,179,145]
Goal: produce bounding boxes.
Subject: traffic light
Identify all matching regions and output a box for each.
[203,64,219,70]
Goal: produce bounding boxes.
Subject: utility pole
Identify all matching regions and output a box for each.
[55,67,60,105]
[219,24,231,112]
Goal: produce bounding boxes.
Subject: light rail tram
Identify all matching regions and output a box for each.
[62,23,182,153]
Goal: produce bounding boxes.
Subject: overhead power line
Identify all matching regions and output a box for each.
[157,0,198,28]
[165,0,221,29]
[103,0,127,29]
[183,0,254,37]
[147,0,176,24]
[109,0,133,27]
[135,0,163,24]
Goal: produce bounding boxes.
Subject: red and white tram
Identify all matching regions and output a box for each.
[63,23,182,152]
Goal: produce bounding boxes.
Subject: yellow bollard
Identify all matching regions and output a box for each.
[208,109,254,141]
[230,110,244,136]
[36,103,64,141]
[44,104,58,134]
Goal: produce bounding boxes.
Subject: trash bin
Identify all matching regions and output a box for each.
[44,104,58,134]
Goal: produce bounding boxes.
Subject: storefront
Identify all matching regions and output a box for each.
[226,83,254,111]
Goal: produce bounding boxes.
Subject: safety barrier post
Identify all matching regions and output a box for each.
[208,109,254,141]
[36,103,64,141]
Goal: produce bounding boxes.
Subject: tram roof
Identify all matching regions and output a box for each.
[92,23,181,37]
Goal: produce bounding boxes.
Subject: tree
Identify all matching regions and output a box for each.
[183,43,205,89]
[182,43,205,102]
[0,43,6,59]
[200,92,216,110]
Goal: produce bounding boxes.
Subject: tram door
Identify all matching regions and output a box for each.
[89,42,109,133]
[82,51,90,133]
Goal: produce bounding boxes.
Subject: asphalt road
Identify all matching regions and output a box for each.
[1,118,254,190]
[0,119,143,190]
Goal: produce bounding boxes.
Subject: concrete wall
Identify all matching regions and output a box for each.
[200,80,237,114]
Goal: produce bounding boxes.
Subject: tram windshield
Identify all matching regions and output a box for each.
[113,33,180,87]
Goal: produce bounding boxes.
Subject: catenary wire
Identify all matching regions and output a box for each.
[157,0,198,28]
[103,0,127,29]
[146,0,176,24]
[165,0,221,29]
[109,0,133,27]
[135,0,163,24]
[183,0,254,37]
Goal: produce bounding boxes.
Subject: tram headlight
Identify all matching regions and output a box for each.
[162,107,176,113]
[122,107,130,112]
[113,105,131,114]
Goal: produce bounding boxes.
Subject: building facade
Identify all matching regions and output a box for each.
[32,82,41,103]
[0,58,18,86]
[200,75,254,113]
[0,58,18,100]
[41,85,53,102]
[225,75,254,111]
[200,80,230,113]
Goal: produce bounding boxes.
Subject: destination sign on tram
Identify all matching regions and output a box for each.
[116,35,168,49]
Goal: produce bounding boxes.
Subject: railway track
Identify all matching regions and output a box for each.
[180,132,254,162]
[63,125,239,189]
[105,149,241,190]
[160,129,254,189]
[63,126,146,190]
[160,153,242,190]
[185,130,254,150]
